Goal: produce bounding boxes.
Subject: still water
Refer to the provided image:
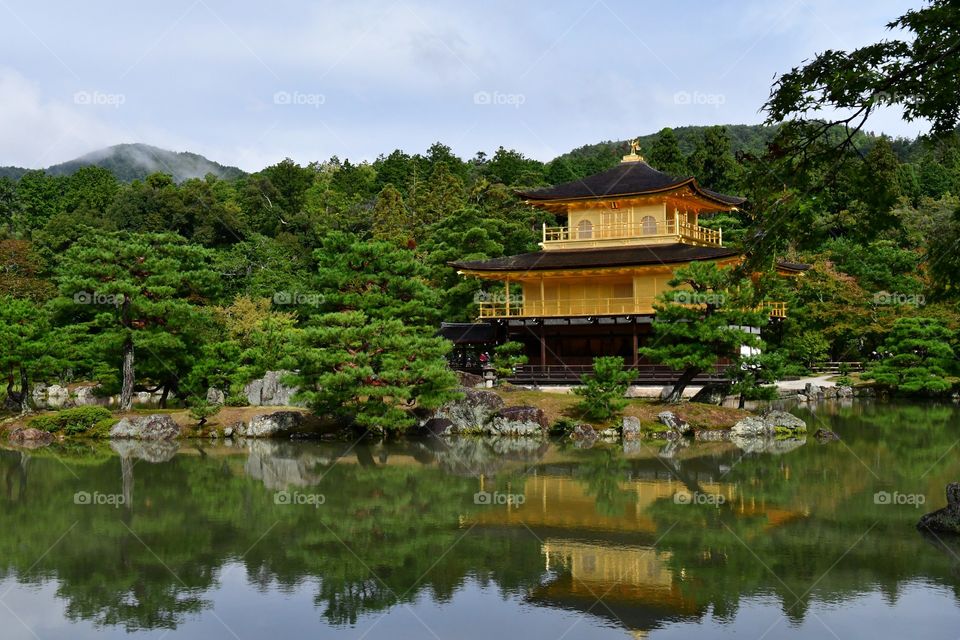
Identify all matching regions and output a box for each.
[2,402,959,639]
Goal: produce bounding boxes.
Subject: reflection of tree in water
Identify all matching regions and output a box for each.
[574,448,632,516]
[0,404,959,633]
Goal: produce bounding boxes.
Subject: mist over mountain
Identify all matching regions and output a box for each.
[1,144,245,183]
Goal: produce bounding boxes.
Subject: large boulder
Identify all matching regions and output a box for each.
[657,411,691,435]
[730,416,771,437]
[570,423,596,441]
[206,387,226,405]
[489,406,548,436]
[8,427,53,447]
[804,383,823,398]
[244,370,299,407]
[239,411,305,438]
[918,483,960,535]
[621,416,641,441]
[109,414,181,440]
[762,410,808,433]
[431,388,505,432]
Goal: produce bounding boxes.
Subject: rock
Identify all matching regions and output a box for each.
[244,370,299,407]
[823,386,838,399]
[855,386,876,397]
[431,388,505,433]
[47,384,69,399]
[8,427,53,447]
[657,411,691,435]
[804,383,823,398]
[570,423,596,441]
[795,393,809,403]
[206,387,226,405]
[455,371,484,388]
[489,406,548,436]
[694,429,730,442]
[134,391,153,404]
[659,386,674,401]
[623,440,641,455]
[32,383,47,402]
[762,410,807,432]
[837,385,854,398]
[422,417,455,436]
[109,414,181,440]
[224,423,240,438]
[621,416,641,441]
[599,428,619,439]
[731,416,771,437]
[918,483,960,535]
[240,411,305,438]
[814,428,841,443]
[74,385,102,405]
[690,382,731,405]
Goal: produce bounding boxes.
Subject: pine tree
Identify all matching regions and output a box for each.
[290,233,458,432]
[647,128,688,177]
[864,317,956,394]
[639,262,767,403]
[52,231,218,410]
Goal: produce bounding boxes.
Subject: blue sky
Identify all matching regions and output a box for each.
[0,0,922,171]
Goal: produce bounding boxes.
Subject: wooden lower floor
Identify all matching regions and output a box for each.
[441,316,755,383]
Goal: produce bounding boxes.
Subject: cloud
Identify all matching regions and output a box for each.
[0,67,131,168]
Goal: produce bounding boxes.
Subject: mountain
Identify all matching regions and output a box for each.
[39,144,245,182]
[45,143,245,182]
[0,166,29,180]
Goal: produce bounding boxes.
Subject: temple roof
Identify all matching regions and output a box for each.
[452,243,739,273]
[517,160,746,207]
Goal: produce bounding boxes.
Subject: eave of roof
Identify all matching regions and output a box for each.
[451,243,740,273]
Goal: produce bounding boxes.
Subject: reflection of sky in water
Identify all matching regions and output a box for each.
[2,574,959,640]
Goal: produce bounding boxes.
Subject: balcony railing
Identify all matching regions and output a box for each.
[477,298,787,319]
[541,220,722,247]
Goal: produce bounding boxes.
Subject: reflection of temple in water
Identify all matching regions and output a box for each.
[464,467,807,637]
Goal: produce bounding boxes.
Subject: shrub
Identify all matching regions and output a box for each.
[225,393,248,407]
[188,398,221,427]
[573,356,634,422]
[29,406,113,435]
[492,341,528,380]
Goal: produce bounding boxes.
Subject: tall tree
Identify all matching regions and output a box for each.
[639,262,767,403]
[290,233,457,432]
[53,232,217,410]
[0,297,60,413]
[647,128,688,177]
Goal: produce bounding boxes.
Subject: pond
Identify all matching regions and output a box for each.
[2,401,960,639]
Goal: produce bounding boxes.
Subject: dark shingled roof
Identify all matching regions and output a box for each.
[452,243,739,272]
[776,260,812,273]
[518,160,746,206]
[439,322,495,343]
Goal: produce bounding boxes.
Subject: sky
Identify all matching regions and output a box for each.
[0,0,924,172]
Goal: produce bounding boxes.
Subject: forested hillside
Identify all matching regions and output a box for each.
[1,122,959,420]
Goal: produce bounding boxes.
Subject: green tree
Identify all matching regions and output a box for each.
[492,341,527,380]
[647,128,688,177]
[370,183,415,243]
[863,317,957,394]
[765,1,960,156]
[53,232,217,410]
[639,262,767,403]
[0,297,60,413]
[573,356,634,422]
[290,233,458,432]
[727,351,784,408]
